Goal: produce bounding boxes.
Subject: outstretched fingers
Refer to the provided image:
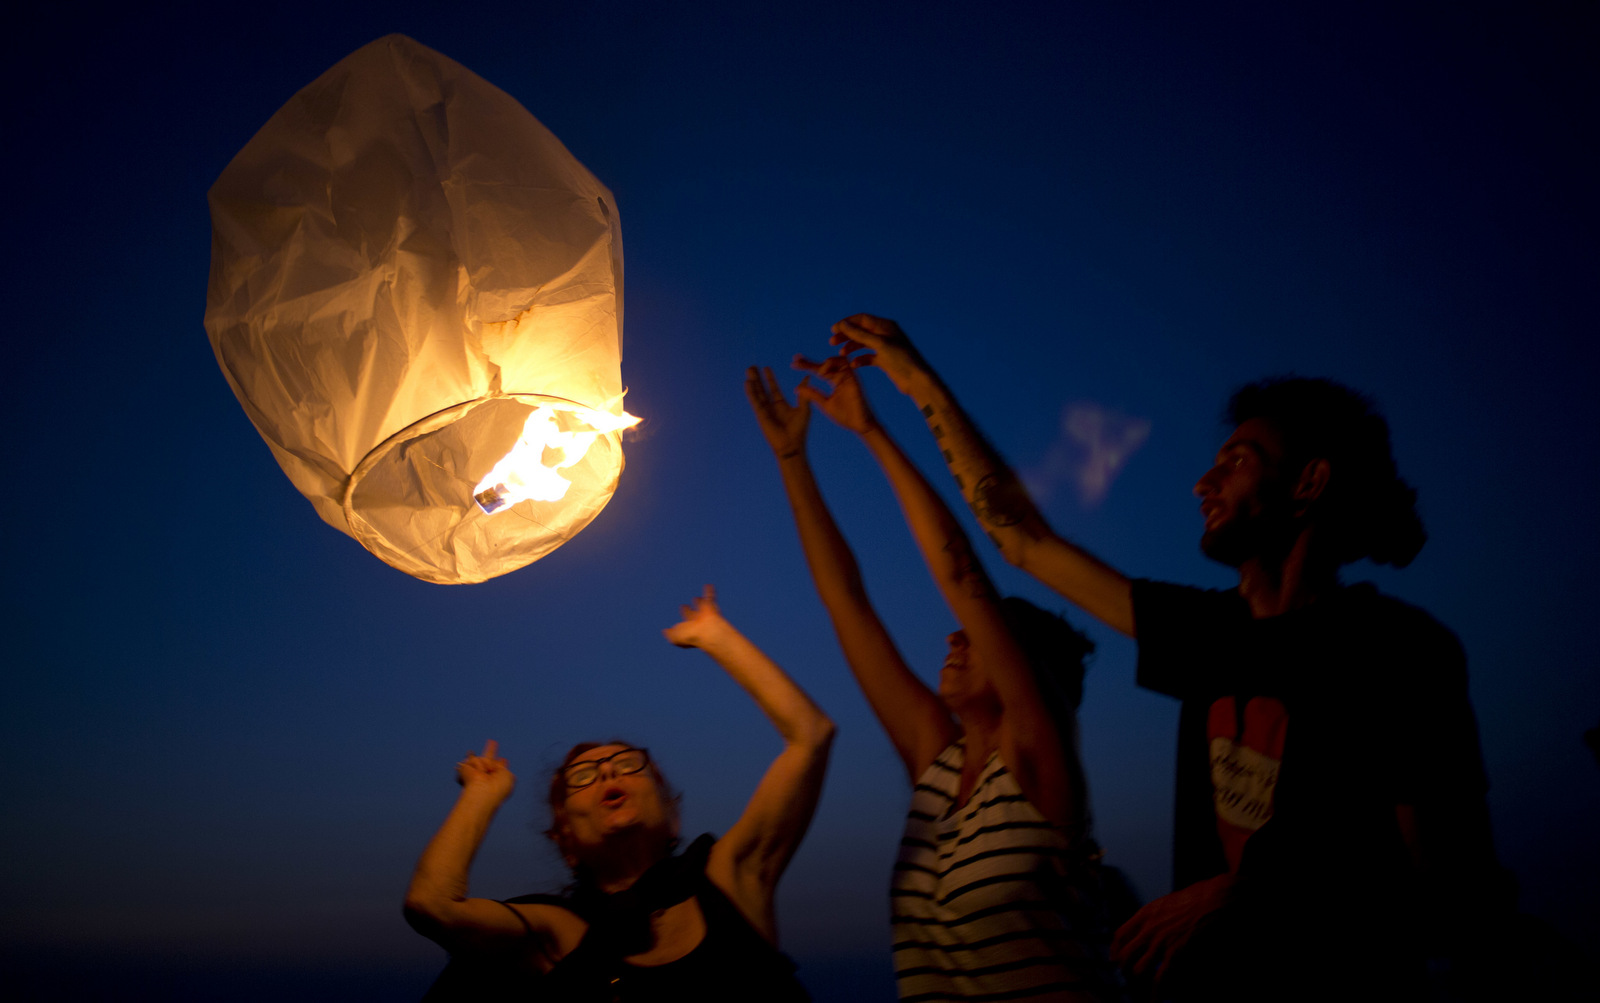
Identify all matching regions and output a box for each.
[791,353,827,375]
[794,353,858,381]
[792,379,828,407]
[763,367,799,403]
[664,585,725,648]
[690,584,719,617]
[744,365,776,409]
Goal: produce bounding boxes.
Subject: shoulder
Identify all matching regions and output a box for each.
[906,743,964,817]
[1340,584,1467,679]
[1130,579,1248,636]
[1130,580,1247,694]
[1342,584,1458,637]
[682,833,718,870]
[914,740,965,784]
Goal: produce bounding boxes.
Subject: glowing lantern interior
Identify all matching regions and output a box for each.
[475,403,641,513]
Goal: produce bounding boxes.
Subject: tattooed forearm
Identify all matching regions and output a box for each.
[923,400,1004,492]
[973,473,1033,528]
[915,387,1044,544]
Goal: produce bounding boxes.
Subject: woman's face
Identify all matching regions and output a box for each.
[938,630,997,710]
[556,744,677,862]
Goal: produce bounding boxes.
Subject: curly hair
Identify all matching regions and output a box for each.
[1226,377,1425,567]
[998,596,1094,728]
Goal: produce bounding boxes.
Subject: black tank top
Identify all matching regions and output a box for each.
[422,835,809,1002]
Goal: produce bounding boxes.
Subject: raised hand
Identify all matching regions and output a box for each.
[455,739,515,803]
[791,354,881,436]
[827,314,932,395]
[663,585,733,650]
[745,366,811,459]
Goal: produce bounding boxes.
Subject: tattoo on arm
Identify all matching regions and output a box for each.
[973,474,1030,528]
[918,397,1041,540]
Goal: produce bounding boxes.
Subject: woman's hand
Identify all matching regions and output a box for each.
[744,366,810,459]
[663,585,734,650]
[827,314,932,395]
[455,739,515,804]
[791,354,881,436]
[407,739,554,954]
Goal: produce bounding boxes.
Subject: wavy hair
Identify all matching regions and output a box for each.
[1226,377,1425,567]
[999,596,1094,726]
[544,740,682,864]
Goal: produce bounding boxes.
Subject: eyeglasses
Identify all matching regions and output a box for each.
[562,748,651,790]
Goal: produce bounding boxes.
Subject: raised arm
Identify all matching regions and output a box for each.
[404,742,558,955]
[745,367,959,782]
[828,314,1136,637]
[797,362,1080,829]
[663,586,835,942]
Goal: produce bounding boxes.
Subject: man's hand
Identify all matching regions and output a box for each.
[1111,872,1234,990]
[791,354,881,436]
[828,314,932,395]
[663,584,734,650]
[745,366,811,459]
[455,739,514,803]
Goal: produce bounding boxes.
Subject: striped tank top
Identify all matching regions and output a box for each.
[891,741,1117,1002]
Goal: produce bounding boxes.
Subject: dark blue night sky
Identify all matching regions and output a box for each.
[5,3,1596,998]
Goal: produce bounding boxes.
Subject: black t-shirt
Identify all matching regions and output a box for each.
[1131,580,1490,900]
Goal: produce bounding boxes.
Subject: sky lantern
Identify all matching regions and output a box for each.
[204,35,637,584]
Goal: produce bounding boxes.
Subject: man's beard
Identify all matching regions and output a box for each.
[1200,522,1252,567]
[1200,507,1295,568]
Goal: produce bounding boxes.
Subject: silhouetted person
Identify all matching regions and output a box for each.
[824,314,1504,1002]
[747,362,1125,1001]
[404,587,833,1001]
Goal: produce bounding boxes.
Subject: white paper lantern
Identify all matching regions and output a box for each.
[205,35,633,584]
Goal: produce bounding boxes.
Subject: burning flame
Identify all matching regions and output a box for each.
[474,401,640,514]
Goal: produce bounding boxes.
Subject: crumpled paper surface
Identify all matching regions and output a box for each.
[205,34,627,584]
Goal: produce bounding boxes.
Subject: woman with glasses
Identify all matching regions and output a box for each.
[404,586,834,1000]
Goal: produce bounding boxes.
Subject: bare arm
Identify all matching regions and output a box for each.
[663,587,835,942]
[799,363,1079,828]
[745,367,959,782]
[828,315,1136,637]
[404,742,557,954]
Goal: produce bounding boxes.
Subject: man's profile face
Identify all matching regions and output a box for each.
[1193,418,1293,566]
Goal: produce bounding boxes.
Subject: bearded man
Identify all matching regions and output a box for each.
[823,314,1501,1002]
